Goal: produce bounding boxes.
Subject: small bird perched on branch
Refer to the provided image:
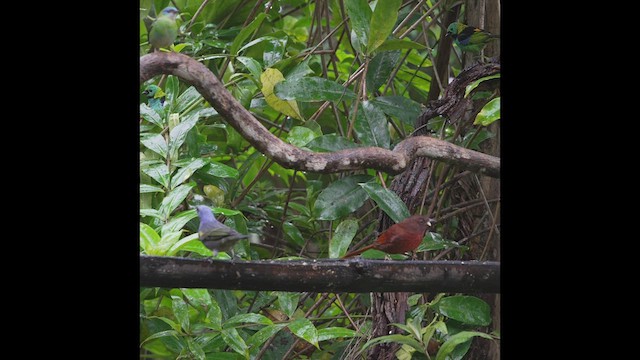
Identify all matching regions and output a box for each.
[342,215,434,258]
[446,22,499,54]
[142,84,165,113]
[196,205,250,257]
[149,7,179,52]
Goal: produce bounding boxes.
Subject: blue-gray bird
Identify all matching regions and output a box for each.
[195,205,249,256]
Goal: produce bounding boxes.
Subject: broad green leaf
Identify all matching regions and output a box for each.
[376,39,427,52]
[371,96,422,125]
[367,0,402,54]
[366,50,401,93]
[345,0,372,54]
[288,318,319,349]
[164,75,180,113]
[139,208,162,220]
[171,295,190,331]
[264,37,287,68]
[474,97,500,126]
[140,222,160,251]
[306,134,360,152]
[359,182,410,223]
[436,331,494,360]
[287,126,319,147]
[230,13,267,56]
[225,313,273,328]
[247,324,288,347]
[237,56,263,81]
[462,128,495,150]
[167,233,199,255]
[221,328,248,357]
[153,231,182,256]
[141,162,171,188]
[181,288,212,309]
[354,101,390,148]
[260,68,304,120]
[140,330,180,347]
[329,219,358,258]
[361,334,425,354]
[174,86,203,114]
[202,161,240,179]
[465,74,500,97]
[274,77,357,102]
[210,207,243,216]
[140,184,164,194]
[169,114,199,156]
[162,210,198,234]
[159,183,195,219]
[276,291,300,318]
[416,232,464,252]
[141,133,168,159]
[314,175,373,220]
[286,59,314,81]
[180,239,214,257]
[140,103,163,128]
[238,35,277,54]
[434,296,491,326]
[171,158,208,187]
[283,221,305,247]
[206,298,223,330]
[317,327,357,341]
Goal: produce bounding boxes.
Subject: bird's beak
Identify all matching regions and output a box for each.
[427,218,435,226]
[445,31,451,37]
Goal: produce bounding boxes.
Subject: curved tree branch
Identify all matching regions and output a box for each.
[140,52,500,178]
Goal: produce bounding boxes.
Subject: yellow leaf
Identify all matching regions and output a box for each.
[260,68,304,121]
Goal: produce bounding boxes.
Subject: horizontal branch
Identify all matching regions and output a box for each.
[140,52,500,178]
[140,255,500,293]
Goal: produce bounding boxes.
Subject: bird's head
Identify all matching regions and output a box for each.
[142,85,159,97]
[160,6,179,20]
[195,205,215,221]
[445,22,459,37]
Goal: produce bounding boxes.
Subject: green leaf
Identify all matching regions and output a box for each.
[434,296,491,326]
[359,182,410,223]
[371,96,422,126]
[317,327,357,341]
[140,329,180,347]
[366,50,401,93]
[237,56,263,81]
[154,231,183,256]
[202,161,240,179]
[159,183,195,219]
[274,77,357,102]
[361,334,425,355]
[140,222,160,251]
[264,37,287,68]
[181,288,212,309]
[354,101,390,148]
[162,209,198,234]
[345,0,372,54]
[140,184,164,194]
[465,74,500,97]
[140,208,162,220]
[206,299,223,330]
[169,114,199,157]
[167,233,199,255]
[288,318,319,349]
[314,175,373,220]
[366,0,402,54]
[171,158,208,187]
[171,295,190,331]
[417,232,464,252]
[286,59,314,81]
[221,328,249,357]
[287,126,319,147]
[247,324,288,347]
[283,221,305,247]
[174,86,203,114]
[376,39,427,52]
[230,13,267,56]
[141,133,168,159]
[276,291,300,318]
[140,103,163,128]
[306,134,361,152]
[474,97,500,126]
[224,313,273,327]
[435,331,494,360]
[164,75,180,113]
[329,219,358,258]
[141,162,170,188]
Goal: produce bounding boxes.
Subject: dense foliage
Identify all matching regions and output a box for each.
[140,0,500,358]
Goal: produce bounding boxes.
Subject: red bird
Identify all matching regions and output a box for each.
[342,215,434,258]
